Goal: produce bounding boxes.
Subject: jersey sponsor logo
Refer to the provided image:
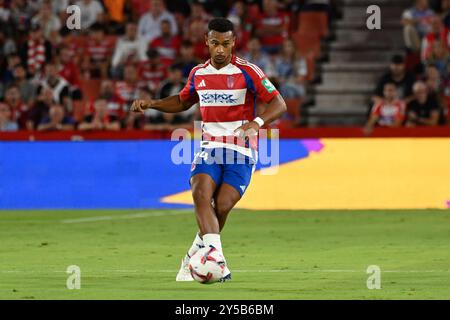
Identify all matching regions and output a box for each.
[262,78,276,93]
[198,80,206,88]
[200,92,238,105]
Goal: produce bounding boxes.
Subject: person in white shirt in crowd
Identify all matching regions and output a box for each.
[31,0,61,42]
[137,0,178,45]
[111,22,147,79]
[75,0,104,30]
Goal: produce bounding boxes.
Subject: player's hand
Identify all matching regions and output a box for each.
[233,121,260,138]
[130,99,153,114]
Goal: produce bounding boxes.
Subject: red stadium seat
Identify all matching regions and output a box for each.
[297,11,329,38]
[284,98,302,126]
[292,32,321,59]
[304,51,316,82]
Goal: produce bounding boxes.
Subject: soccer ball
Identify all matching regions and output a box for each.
[189,247,226,284]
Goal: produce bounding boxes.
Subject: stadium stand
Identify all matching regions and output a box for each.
[0,0,448,133]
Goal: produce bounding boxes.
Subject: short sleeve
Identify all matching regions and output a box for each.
[246,65,280,104]
[179,67,199,104]
[371,102,382,116]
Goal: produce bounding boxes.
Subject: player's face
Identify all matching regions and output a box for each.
[205,31,235,67]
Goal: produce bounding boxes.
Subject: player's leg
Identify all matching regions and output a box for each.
[176,151,223,281]
[212,161,255,281]
[214,183,242,232]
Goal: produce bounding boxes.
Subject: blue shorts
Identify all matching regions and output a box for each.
[190,148,256,197]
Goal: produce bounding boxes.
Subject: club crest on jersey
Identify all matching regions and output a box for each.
[227,76,234,89]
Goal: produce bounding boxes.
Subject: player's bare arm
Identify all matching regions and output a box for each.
[130,95,194,114]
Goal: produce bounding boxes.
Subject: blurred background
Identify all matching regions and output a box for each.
[0,0,449,210]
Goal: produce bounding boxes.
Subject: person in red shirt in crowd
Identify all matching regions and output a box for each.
[81,23,116,78]
[150,19,181,68]
[95,79,127,119]
[254,0,290,54]
[227,0,253,52]
[364,82,406,135]
[78,98,121,131]
[3,84,28,129]
[115,64,140,106]
[186,19,210,61]
[58,46,82,90]
[421,15,450,62]
[19,23,53,77]
[137,48,167,91]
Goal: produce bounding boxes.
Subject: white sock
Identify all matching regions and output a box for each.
[186,232,204,259]
[202,233,223,253]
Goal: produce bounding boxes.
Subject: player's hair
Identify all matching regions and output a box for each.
[208,18,235,34]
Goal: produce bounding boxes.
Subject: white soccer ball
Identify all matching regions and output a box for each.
[189,247,226,284]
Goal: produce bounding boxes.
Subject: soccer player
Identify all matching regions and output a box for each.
[130,18,287,282]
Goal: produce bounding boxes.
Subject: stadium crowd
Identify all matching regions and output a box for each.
[364,0,450,134]
[0,0,336,132]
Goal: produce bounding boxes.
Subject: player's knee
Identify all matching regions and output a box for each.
[192,187,213,205]
[215,198,234,217]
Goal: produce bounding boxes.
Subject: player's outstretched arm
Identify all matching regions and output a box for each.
[234,94,287,136]
[130,95,194,114]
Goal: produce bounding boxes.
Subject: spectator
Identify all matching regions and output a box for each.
[4,84,28,129]
[364,82,406,135]
[78,98,121,131]
[12,64,36,105]
[402,0,435,52]
[187,19,210,61]
[103,0,127,33]
[137,0,178,45]
[373,55,416,104]
[58,46,82,93]
[31,0,61,42]
[115,64,140,106]
[175,40,201,79]
[227,1,253,52]
[0,28,17,57]
[423,41,449,76]
[158,63,186,99]
[255,0,290,54]
[150,19,181,68]
[421,15,448,62]
[273,39,307,99]
[27,87,53,130]
[9,0,34,35]
[2,54,21,86]
[137,48,167,92]
[406,81,441,126]
[423,63,442,93]
[37,103,75,131]
[81,23,115,79]
[0,0,10,25]
[75,0,104,30]
[0,102,18,131]
[36,62,70,105]
[111,22,147,79]
[96,79,127,120]
[243,37,276,75]
[183,0,212,38]
[126,86,152,129]
[19,23,52,77]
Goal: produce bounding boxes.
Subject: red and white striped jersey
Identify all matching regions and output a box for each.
[179,55,279,159]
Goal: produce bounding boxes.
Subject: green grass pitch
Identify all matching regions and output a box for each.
[0,209,449,299]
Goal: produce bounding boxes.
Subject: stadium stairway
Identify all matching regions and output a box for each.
[307,0,409,126]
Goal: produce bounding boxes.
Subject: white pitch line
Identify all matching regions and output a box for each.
[60,210,191,224]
